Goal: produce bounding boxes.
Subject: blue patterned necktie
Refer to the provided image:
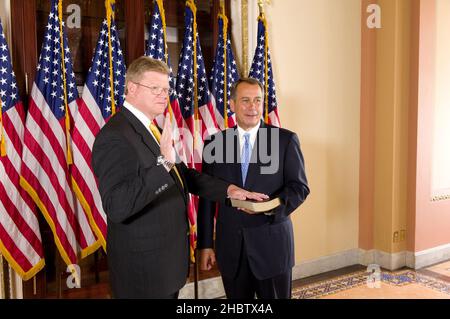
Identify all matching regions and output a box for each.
[241,133,251,185]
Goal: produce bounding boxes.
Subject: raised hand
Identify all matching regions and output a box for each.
[159,113,176,163]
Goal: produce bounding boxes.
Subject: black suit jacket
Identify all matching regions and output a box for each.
[197,122,310,280]
[92,106,230,298]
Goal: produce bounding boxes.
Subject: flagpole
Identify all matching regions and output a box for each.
[0,97,6,157]
[57,0,73,165]
[56,252,62,298]
[257,1,270,124]
[219,1,229,128]
[106,0,117,115]
[57,0,83,285]
[186,0,200,299]
[187,0,199,153]
[157,0,175,124]
[241,0,248,77]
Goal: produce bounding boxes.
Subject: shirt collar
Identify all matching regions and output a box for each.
[123,100,152,129]
[123,100,159,144]
[237,121,261,146]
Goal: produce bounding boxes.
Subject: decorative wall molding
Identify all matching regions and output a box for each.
[431,193,450,202]
[430,187,450,202]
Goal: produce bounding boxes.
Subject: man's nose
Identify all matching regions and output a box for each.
[247,101,260,109]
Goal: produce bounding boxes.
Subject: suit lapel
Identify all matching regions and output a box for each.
[230,127,244,187]
[121,107,160,158]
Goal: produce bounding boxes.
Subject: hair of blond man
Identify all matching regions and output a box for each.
[125,56,170,94]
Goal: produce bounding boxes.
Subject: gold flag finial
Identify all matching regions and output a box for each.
[220,0,225,15]
[257,0,271,14]
[258,0,264,13]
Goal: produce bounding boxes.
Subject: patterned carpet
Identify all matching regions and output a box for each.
[292,268,450,299]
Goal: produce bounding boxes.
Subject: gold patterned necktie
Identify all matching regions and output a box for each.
[149,123,184,189]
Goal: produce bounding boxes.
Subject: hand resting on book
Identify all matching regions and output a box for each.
[230,198,281,215]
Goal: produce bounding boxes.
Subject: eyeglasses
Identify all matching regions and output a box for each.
[134,82,174,96]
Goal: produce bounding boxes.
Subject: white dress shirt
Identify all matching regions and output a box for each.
[123,100,159,145]
[237,122,260,158]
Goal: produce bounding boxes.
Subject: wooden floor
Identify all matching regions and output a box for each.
[44,258,221,299]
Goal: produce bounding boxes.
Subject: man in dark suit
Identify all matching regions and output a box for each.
[197,78,310,299]
[92,57,267,299]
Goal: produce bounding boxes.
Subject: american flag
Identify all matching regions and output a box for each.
[20,0,100,266]
[210,12,239,130]
[248,13,280,127]
[0,19,45,280]
[146,0,187,164]
[72,4,126,251]
[176,0,219,168]
[176,0,219,261]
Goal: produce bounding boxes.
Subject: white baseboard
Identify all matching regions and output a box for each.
[292,249,359,280]
[407,243,450,269]
[358,244,450,270]
[358,249,406,270]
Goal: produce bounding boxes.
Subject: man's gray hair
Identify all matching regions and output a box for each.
[230,78,264,100]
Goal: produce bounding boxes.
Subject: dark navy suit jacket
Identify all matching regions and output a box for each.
[197,122,310,280]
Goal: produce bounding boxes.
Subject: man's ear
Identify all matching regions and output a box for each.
[127,81,137,95]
